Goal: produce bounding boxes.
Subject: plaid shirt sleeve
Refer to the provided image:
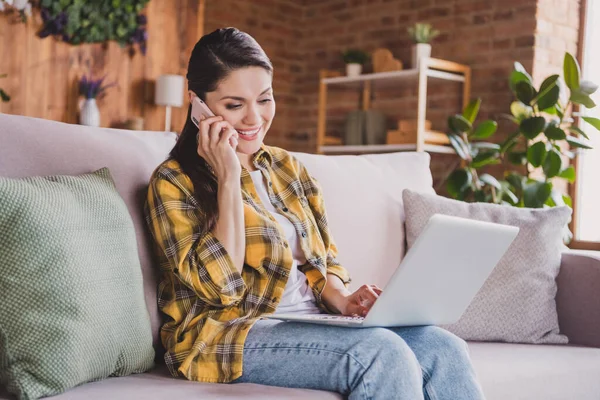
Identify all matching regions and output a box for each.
[296,159,352,288]
[145,167,247,307]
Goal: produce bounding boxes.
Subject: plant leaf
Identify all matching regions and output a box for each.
[505,172,525,191]
[520,116,546,139]
[499,129,521,153]
[544,125,567,140]
[512,63,533,84]
[471,151,501,168]
[563,52,580,91]
[570,90,596,108]
[562,193,573,207]
[558,166,576,182]
[509,70,533,92]
[523,181,552,208]
[508,151,527,165]
[579,80,599,95]
[502,188,519,204]
[515,80,536,104]
[0,89,9,102]
[527,141,547,167]
[448,134,470,160]
[471,142,501,151]
[479,173,501,189]
[539,74,560,92]
[448,115,472,134]
[568,125,590,140]
[543,149,562,178]
[472,120,498,139]
[582,116,600,131]
[447,168,471,198]
[462,98,481,124]
[566,135,593,149]
[535,83,560,110]
[510,101,533,122]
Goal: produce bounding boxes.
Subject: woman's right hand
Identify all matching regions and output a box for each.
[196,116,241,182]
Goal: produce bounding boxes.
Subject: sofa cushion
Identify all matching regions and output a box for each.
[290,151,435,290]
[0,168,155,399]
[0,113,176,352]
[469,342,600,400]
[403,189,571,344]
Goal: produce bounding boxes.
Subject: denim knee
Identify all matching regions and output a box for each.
[418,326,470,364]
[356,328,423,380]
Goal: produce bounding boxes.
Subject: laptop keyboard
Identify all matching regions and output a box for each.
[300,314,365,321]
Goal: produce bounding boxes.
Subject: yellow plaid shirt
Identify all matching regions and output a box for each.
[144,144,351,383]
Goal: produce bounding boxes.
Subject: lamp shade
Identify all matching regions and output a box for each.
[155,74,185,107]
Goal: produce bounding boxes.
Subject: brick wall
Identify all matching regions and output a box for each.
[534,0,580,84]
[203,0,305,149]
[203,0,581,188]
[295,0,542,186]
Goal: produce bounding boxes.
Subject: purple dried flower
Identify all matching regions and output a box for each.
[79,74,116,99]
[41,8,50,23]
[136,14,147,25]
[57,12,67,25]
[38,27,51,38]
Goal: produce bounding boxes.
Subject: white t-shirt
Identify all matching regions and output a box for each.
[248,169,322,315]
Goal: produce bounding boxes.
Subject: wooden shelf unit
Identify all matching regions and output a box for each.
[317,57,471,155]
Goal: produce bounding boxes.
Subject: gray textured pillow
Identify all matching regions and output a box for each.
[0,168,155,400]
[402,189,571,344]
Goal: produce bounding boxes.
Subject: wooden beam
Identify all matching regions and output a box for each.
[569,0,588,242]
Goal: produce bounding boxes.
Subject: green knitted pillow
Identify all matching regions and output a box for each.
[0,168,154,400]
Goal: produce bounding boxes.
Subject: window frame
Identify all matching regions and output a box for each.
[568,0,600,250]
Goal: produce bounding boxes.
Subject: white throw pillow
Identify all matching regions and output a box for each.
[402,189,571,344]
[290,151,435,290]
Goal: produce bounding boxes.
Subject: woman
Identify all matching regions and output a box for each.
[145,27,485,400]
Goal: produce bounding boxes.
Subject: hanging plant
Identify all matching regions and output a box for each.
[37,0,150,55]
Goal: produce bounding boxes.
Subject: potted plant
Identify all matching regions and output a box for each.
[342,49,370,77]
[444,53,598,242]
[78,74,116,127]
[408,23,440,69]
[0,73,9,103]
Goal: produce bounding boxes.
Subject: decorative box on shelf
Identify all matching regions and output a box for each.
[387,119,450,146]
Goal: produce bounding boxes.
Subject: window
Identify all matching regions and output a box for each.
[573,0,600,245]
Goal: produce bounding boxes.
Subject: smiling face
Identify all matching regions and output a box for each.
[191,66,276,169]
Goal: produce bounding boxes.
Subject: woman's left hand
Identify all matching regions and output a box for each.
[340,284,383,317]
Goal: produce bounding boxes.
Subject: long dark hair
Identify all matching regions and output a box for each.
[169,27,273,233]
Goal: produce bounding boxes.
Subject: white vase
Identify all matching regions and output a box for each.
[346,63,362,77]
[411,43,432,69]
[80,98,100,127]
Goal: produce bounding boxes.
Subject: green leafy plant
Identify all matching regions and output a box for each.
[500,53,597,209]
[446,99,513,203]
[407,23,440,44]
[0,73,9,102]
[342,49,370,65]
[37,0,150,55]
[445,52,598,213]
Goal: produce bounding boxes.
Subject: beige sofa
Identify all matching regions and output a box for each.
[1,113,599,400]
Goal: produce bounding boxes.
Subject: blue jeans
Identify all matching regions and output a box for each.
[230,319,485,400]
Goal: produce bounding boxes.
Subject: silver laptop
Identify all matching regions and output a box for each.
[264,214,519,328]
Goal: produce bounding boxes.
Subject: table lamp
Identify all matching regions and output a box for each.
[155,74,185,132]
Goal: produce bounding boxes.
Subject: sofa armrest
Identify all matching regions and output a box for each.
[556,249,600,348]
